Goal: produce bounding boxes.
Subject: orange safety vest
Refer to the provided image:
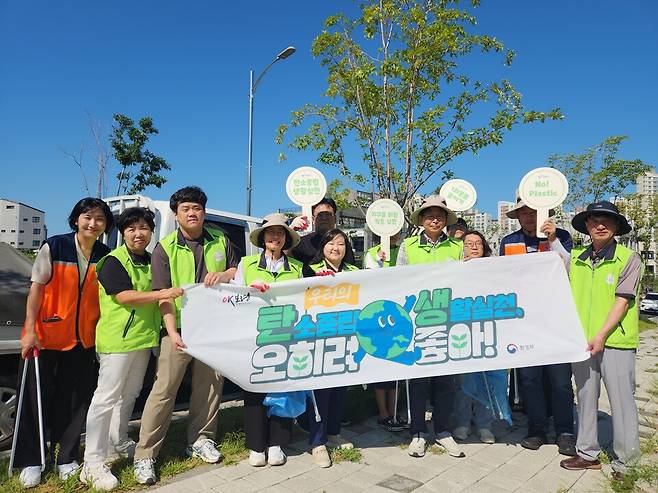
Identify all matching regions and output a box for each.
[28,232,110,350]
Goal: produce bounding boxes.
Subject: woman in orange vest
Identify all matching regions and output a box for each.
[14,197,113,488]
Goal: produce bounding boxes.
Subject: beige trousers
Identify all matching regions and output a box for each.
[134,334,224,460]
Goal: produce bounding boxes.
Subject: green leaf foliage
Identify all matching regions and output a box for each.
[111,113,172,195]
[277,0,563,215]
[548,135,652,210]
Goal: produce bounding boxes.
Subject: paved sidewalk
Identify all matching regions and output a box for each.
[148,330,658,493]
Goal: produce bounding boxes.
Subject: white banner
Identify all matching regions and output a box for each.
[182,252,589,392]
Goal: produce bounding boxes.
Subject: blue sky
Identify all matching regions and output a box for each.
[1,1,656,235]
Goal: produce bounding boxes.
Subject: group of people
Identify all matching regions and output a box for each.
[12,184,643,490]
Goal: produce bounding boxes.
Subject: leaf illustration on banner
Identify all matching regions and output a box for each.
[292,355,308,371]
[451,333,468,349]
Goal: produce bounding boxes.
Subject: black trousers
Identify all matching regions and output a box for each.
[13,344,98,467]
[243,391,292,452]
[409,375,456,435]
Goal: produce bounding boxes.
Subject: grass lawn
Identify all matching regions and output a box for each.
[0,405,248,493]
[0,387,377,492]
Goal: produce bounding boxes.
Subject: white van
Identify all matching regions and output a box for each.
[102,195,263,259]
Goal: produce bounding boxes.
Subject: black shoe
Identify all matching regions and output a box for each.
[556,433,576,456]
[378,416,404,432]
[521,433,547,450]
[394,415,411,430]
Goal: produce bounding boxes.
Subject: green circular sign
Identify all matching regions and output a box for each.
[366,199,405,236]
[518,167,569,209]
[439,179,477,212]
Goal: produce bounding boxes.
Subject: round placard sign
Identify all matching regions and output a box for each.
[518,167,569,210]
[285,166,327,206]
[439,179,477,212]
[366,199,405,236]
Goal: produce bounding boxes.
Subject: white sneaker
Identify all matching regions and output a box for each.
[80,462,119,491]
[436,433,465,458]
[248,450,266,467]
[453,426,469,440]
[478,428,496,444]
[19,466,42,488]
[408,433,427,457]
[327,434,353,449]
[267,446,286,466]
[133,458,156,485]
[57,461,80,480]
[186,437,222,463]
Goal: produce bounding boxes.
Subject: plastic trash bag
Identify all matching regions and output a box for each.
[263,391,310,418]
[462,370,512,425]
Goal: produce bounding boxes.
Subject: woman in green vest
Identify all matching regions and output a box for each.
[81,207,183,491]
[548,202,642,480]
[233,213,303,468]
[302,228,359,468]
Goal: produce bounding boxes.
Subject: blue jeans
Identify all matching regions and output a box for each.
[518,363,574,436]
[453,374,494,430]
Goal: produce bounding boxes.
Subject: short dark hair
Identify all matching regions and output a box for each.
[310,228,351,267]
[68,197,114,233]
[117,207,156,234]
[462,230,493,258]
[169,186,207,213]
[312,197,338,215]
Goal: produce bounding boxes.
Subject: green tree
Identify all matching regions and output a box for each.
[276,0,562,214]
[325,178,354,211]
[112,114,171,195]
[548,135,652,210]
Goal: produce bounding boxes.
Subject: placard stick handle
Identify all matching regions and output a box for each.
[302,205,313,232]
[380,235,390,262]
[536,208,549,238]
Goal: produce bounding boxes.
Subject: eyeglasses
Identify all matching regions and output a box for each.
[464,241,483,248]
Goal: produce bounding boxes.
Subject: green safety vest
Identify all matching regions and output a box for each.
[309,260,360,273]
[365,245,399,268]
[570,243,641,349]
[159,228,228,327]
[96,244,161,353]
[401,234,463,264]
[242,253,303,285]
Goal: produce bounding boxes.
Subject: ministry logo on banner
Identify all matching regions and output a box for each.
[182,252,588,392]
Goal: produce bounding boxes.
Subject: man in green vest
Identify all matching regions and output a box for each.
[133,187,239,485]
[546,201,642,480]
[396,195,465,459]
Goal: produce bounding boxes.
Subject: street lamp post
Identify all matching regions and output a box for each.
[246,46,296,216]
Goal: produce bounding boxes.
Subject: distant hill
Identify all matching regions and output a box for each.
[0,242,33,326]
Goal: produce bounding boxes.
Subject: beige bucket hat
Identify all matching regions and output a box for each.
[505,197,556,219]
[410,195,458,227]
[249,213,300,249]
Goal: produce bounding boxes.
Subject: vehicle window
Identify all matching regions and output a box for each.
[645,293,658,300]
[204,217,247,259]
